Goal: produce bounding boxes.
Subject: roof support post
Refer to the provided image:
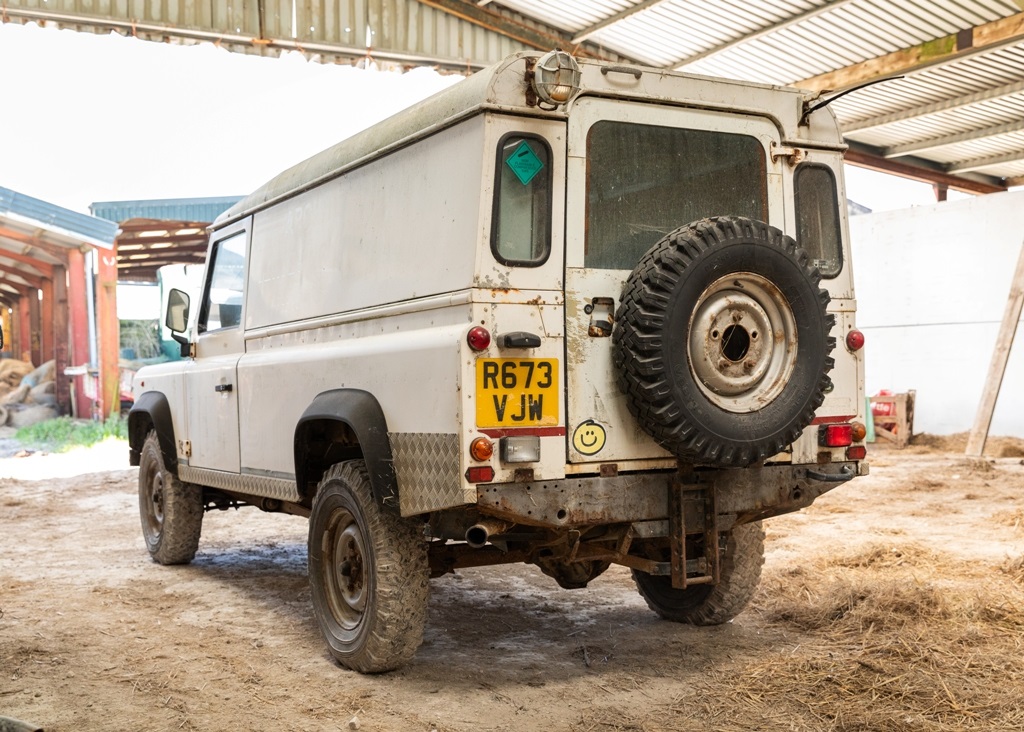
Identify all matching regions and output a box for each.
[41,277,55,365]
[67,249,92,419]
[15,296,28,362]
[28,289,41,367]
[53,265,70,416]
[96,247,120,419]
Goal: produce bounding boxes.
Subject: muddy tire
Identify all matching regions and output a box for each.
[308,460,429,673]
[632,521,765,625]
[614,216,835,467]
[138,431,203,565]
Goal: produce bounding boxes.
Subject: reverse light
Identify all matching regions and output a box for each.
[467,326,491,352]
[470,437,494,462]
[846,329,865,352]
[847,445,867,461]
[465,466,495,483]
[500,435,541,463]
[820,424,853,447]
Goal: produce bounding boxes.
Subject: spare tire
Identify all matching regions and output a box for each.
[613,216,835,467]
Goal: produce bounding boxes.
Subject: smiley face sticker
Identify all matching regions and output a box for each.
[572,420,607,456]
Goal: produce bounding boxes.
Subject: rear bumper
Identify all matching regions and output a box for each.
[477,461,863,532]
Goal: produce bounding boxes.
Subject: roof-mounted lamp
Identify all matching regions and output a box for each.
[532,50,581,109]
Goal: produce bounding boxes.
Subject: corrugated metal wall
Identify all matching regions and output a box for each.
[3,0,590,68]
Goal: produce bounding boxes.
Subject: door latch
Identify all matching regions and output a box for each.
[585,297,615,337]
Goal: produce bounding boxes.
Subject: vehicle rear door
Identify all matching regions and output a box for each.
[564,98,785,465]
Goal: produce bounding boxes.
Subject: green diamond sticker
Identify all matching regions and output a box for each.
[506,141,544,185]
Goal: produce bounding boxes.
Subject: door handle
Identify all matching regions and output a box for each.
[215,383,233,393]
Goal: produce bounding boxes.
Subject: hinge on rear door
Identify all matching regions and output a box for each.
[771,141,803,166]
[179,440,192,458]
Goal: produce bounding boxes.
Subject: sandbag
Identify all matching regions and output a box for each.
[20,360,55,388]
[8,404,58,428]
[2,384,30,405]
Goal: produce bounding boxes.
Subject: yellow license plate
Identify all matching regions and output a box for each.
[476,359,559,427]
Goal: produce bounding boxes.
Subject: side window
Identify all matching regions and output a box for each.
[491,134,552,266]
[198,232,246,333]
[794,163,842,278]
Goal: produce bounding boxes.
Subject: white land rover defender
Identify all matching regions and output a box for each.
[130,50,867,673]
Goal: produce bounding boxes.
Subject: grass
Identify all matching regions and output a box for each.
[14,415,127,452]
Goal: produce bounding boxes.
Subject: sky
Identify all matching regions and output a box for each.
[0,21,966,216]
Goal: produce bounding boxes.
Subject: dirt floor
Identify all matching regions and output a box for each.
[2,435,1024,731]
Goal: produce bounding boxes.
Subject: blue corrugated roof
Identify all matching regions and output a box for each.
[0,186,118,246]
[90,196,242,224]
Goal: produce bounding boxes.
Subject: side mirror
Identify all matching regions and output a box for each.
[165,288,191,357]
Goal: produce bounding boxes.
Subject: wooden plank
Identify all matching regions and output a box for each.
[798,11,1024,92]
[96,247,121,419]
[966,240,1024,457]
[53,265,71,416]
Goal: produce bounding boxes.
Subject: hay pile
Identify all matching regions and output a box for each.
[723,541,1024,730]
[0,359,59,427]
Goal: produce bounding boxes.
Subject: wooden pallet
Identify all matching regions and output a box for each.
[870,391,916,449]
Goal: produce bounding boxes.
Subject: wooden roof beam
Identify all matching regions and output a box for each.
[844,142,1006,195]
[0,264,45,289]
[0,227,69,265]
[0,248,53,277]
[798,11,1024,92]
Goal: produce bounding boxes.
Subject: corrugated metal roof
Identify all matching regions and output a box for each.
[0,186,118,249]
[491,0,1024,187]
[4,0,1024,188]
[90,196,242,224]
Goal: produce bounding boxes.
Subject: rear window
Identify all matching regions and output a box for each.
[491,134,552,267]
[585,122,767,270]
[794,163,842,277]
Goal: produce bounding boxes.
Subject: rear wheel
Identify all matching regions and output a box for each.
[138,431,203,565]
[632,521,764,625]
[308,460,429,673]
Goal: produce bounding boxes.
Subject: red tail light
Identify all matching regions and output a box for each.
[846,329,865,352]
[467,326,491,351]
[465,466,495,483]
[820,424,853,447]
[847,445,867,460]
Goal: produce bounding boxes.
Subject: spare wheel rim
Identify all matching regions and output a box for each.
[687,272,798,413]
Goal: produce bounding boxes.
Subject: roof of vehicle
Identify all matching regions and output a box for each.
[218,52,828,227]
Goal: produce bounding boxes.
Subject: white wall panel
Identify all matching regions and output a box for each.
[850,189,1024,435]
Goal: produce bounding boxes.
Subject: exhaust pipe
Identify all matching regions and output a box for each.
[465,519,512,549]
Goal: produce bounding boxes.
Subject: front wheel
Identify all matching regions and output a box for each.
[632,521,765,625]
[308,460,429,673]
[138,431,203,565]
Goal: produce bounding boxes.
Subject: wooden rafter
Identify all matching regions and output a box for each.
[843,143,1006,195]
[798,11,1024,92]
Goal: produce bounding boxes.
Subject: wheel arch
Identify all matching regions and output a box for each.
[128,391,177,471]
[294,389,398,511]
